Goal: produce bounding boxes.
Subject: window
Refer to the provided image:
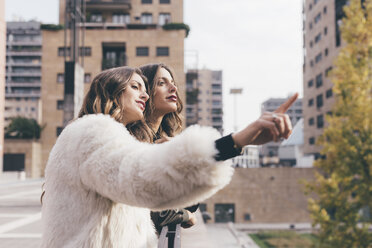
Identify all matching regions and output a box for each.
[58,47,70,57]
[325,66,332,77]
[16,107,21,112]
[317,114,324,128]
[310,60,314,67]
[309,22,313,30]
[315,33,322,43]
[112,13,130,24]
[84,73,91,83]
[212,91,222,95]
[308,79,314,87]
[309,3,312,10]
[136,47,149,56]
[308,98,314,106]
[141,0,152,3]
[316,73,323,88]
[326,88,333,98]
[57,73,65,83]
[57,100,64,110]
[324,27,328,35]
[212,100,221,106]
[310,41,313,48]
[79,47,91,56]
[91,13,103,23]
[309,137,315,145]
[309,117,315,126]
[156,47,169,56]
[57,127,64,137]
[314,13,321,24]
[212,117,222,122]
[31,107,35,112]
[315,53,322,63]
[160,0,170,3]
[295,109,302,114]
[325,48,328,56]
[141,13,153,24]
[244,213,251,221]
[158,13,171,25]
[323,6,327,14]
[316,94,323,108]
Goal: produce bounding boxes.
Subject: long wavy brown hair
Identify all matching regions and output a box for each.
[78,66,154,143]
[139,63,183,138]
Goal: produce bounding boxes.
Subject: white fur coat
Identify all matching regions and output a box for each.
[41,114,234,248]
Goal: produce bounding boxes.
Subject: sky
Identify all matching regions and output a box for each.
[5,0,303,134]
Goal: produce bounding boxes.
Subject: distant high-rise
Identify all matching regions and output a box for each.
[0,0,6,173]
[5,21,42,125]
[185,69,223,134]
[302,0,347,158]
[260,97,302,166]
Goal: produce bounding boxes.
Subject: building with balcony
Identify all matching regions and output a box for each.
[260,97,302,166]
[185,69,223,134]
[5,21,42,126]
[40,0,186,173]
[0,1,5,173]
[302,0,348,158]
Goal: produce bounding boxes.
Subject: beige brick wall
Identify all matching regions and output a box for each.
[0,0,5,172]
[203,168,315,223]
[4,139,42,178]
[41,28,185,174]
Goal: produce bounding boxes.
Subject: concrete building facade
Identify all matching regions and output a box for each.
[232,146,260,168]
[5,21,42,126]
[302,0,347,157]
[40,0,186,174]
[185,69,223,134]
[0,0,5,172]
[260,97,302,166]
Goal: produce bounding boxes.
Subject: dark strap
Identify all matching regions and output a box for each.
[167,224,177,248]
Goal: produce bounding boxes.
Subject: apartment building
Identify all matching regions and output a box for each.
[260,97,302,166]
[302,0,347,157]
[40,0,186,173]
[5,21,42,126]
[0,0,5,172]
[185,69,223,134]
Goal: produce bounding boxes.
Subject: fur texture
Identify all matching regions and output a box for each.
[41,114,234,248]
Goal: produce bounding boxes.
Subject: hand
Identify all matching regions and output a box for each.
[154,136,172,144]
[181,211,197,228]
[232,93,298,147]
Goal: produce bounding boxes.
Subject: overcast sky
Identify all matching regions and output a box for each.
[5,0,303,134]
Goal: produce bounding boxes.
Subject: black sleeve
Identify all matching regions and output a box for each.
[214,134,242,161]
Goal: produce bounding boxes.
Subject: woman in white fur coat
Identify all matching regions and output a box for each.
[41,66,297,248]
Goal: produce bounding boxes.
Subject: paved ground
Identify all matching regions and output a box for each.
[0,178,260,248]
[0,179,43,248]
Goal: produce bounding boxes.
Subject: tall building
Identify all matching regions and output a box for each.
[0,0,6,173]
[260,97,302,166]
[302,0,347,158]
[185,69,223,134]
[40,0,186,173]
[5,21,42,126]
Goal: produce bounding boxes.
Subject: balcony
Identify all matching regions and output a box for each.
[6,71,42,77]
[6,51,42,57]
[5,92,41,98]
[85,0,131,11]
[6,82,41,88]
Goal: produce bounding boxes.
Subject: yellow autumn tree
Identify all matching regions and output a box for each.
[306,0,372,247]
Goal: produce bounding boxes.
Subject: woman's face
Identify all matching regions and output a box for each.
[152,67,178,116]
[121,73,149,125]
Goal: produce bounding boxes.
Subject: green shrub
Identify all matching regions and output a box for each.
[5,117,43,139]
[162,23,190,37]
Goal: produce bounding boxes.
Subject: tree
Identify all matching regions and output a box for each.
[306,0,372,247]
[5,117,43,139]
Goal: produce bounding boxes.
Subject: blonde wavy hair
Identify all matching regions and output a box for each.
[78,66,154,142]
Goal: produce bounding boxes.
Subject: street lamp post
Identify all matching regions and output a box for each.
[230,88,243,132]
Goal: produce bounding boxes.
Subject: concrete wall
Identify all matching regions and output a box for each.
[0,0,5,173]
[202,168,315,223]
[4,139,42,178]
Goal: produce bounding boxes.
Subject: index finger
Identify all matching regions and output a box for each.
[274,93,299,114]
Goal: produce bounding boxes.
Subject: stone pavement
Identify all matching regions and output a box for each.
[0,178,260,248]
[0,179,43,248]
